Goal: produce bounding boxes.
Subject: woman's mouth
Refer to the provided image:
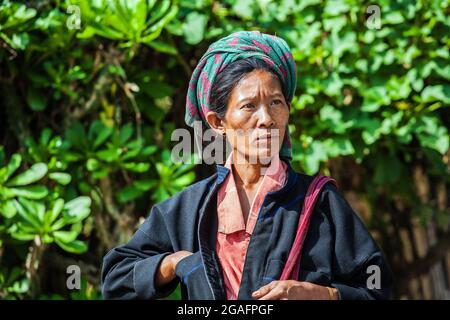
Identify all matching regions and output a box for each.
[256,135,272,142]
[255,134,279,145]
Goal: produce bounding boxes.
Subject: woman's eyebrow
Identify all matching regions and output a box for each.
[237,91,284,104]
[236,96,256,105]
[236,92,283,104]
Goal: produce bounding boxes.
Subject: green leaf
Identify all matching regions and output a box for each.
[10,230,36,241]
[142,145,157,156]
[13,199,44,228]
[48,172,72,185]
[0,185,15,199]
[117,185,145,203]
[118,123,133,145]
[10,186,49,199]
[182,12,207,45]
[0,200,17,218]
[47,198,64,225]
[53,230,79,243]
[86,158,100,171]
[42,233,54,244]
[11,33,30,50]
[323,138,355,158]
[298,140,328,175]
[122,162,149,172]
[146,40,177,55]
[172,172,195,188]
[384,12,404,24]
[96,149,121,162]
[141,82,174,99]
[65,122,87,150]
[361,87,390,112]
[134,179,157,191]
[39,128,52,146]
[416,117,449,155]
[0,154,22,184]
[89,121,113,149]
[421,85,450,104]
[7,163,47,187]
[232,0,255,19]
[55,239,88,254]
[26,87,47,111]
[63,196,91,224]
[64,196,91,212]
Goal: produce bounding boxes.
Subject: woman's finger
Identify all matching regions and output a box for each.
[252,281,277,298]
[258,286,285,300]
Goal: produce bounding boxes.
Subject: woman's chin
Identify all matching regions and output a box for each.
[245,150,277,165]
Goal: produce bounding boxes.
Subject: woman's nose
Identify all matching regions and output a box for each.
[255,105,275,128]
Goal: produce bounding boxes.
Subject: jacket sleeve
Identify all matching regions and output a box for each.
[318,184,394,300]
[101,205,179,299]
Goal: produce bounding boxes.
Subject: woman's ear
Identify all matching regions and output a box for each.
[206,111,225,135]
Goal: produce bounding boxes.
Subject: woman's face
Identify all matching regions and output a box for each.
[221,69,289,164]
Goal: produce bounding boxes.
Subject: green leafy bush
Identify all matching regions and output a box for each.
[0,0,448,299]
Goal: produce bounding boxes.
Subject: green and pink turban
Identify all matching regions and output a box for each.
[184,30,297,161]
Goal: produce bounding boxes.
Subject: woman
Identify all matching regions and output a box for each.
[101,31,393,300]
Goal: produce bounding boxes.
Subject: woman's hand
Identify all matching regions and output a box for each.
[155,251,193,287]
[252,280,338,300]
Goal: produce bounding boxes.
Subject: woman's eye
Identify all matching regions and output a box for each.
[241,103,254,109]
[271,99,282,106]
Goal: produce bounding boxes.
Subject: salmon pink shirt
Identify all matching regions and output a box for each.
[216,152,288,299]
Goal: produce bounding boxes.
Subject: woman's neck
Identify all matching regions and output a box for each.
[231,151,269,189]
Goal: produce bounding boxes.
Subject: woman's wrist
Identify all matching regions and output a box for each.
[156,251,194,287]
[155,254,177,286]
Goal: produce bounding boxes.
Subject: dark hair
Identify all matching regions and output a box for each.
[209,58,287,119]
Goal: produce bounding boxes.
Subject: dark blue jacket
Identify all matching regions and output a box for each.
[101,161,393,300]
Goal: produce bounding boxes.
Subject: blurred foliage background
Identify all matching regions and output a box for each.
[0,0,449,299]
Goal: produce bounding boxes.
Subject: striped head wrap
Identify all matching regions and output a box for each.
[185,30,297,160]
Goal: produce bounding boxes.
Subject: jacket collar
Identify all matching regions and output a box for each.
[215,157,297,197]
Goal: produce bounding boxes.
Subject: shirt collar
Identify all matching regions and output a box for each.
[216,151,287,234]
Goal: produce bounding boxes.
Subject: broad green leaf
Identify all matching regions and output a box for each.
[7,163,47,187]
[63,196,91,223]
[134,179,157,191]
[13,199,44,228]
[96,149,121,162]
[10,230,36,241]
[0,154,22,184]
[88,121,113,149]
[64,196,91,212]
[11,33,30,50]
[53,230,79,243]
[117,185,145,203]
[48,172,72,185]
[421,85,450,104]
[119,123,134,144]
[86,158,100,171]
[0,200,17,218]
[182,12,207,45]
[10,186,49,199]
[65,122,87,150]
[47,198,64,226]
[55,238,88,254]
[172,172,195,188]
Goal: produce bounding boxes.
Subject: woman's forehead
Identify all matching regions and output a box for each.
[231,70,283,97]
